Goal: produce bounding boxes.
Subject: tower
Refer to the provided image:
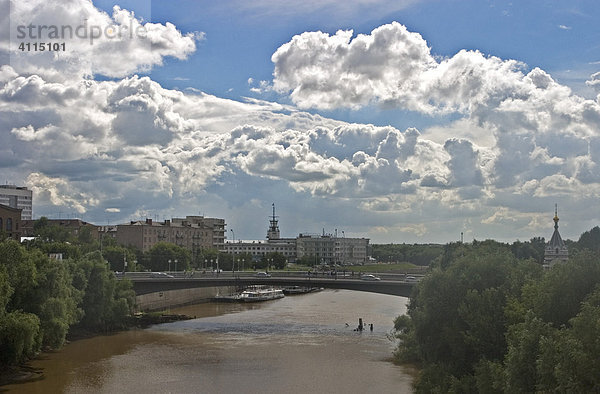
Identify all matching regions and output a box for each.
[543,204,568,269]
[267,203,280,240]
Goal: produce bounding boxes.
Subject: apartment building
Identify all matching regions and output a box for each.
[0,185,32,220]
[116,216,226,252]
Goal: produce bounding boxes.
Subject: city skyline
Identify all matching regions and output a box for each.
[2,0,599,243]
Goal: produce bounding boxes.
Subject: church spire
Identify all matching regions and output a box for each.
[544,204,568,269]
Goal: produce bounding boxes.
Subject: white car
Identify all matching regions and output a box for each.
[254,272,272,278]
[150,272,174,278]
[361,274,381,281]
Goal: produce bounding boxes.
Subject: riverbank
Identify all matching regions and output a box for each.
[0,312,194,388]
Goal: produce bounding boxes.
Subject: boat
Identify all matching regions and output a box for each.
[282,286,323,295]
[240,286,285,302]
[213,293,243,302]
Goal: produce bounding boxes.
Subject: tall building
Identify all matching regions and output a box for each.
[0,185,32,220]
[116,216,226,253]
[543,205,568,269]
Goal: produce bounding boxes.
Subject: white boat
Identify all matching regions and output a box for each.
[240,286,285,302]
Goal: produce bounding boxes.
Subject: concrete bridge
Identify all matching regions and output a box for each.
[127,273,418,310]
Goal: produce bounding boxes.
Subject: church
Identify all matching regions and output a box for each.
[543,205,569,269]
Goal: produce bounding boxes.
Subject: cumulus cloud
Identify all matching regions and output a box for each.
[3,0,201,81]
[2,6,600,243]
[272,22,600,195]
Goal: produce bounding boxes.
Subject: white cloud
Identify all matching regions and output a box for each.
[4,1,201,81]
[2,7,599,243]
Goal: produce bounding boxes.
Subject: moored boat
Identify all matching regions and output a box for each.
[240,286,285,302]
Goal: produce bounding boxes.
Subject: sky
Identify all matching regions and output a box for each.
[1,0,600,244]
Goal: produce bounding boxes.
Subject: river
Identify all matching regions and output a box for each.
[4,289,415,393]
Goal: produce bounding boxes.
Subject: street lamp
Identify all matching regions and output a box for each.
[168,259,171,273]
[174,259,178,273]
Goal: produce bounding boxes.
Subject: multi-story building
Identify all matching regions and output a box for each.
[296,233,369,265]
[116,216,226,252]
[223,205,369,265]
[0,204,22,240]
[0,185,32,220]
[223,205,297,262]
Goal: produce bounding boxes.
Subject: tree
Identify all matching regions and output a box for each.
[503,312,556,393]
[0,311,41,366]
[520,251,600,327]
[102,245,136,272]
[394,241,542,392]
[74,252,134,331]
[146,242,191,272]
[0,240,81,348]
[262,252,286,270]
[577,226,600,254]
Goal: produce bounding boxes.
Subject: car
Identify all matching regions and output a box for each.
[254,272,271,278]
[361,274,381,281]
[405,275,417,281]
[150,272,174,278]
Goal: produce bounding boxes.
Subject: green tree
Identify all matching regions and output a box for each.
[0,240,81,348]
[503,312,556,393]
[577,226,600,254]
[520,251,600,327]
[74,252,134,331]
[395,241,542,392]
[102,245,136,272]
[0,311,42,366]
[147,242,191,272]
[262,252,286,270]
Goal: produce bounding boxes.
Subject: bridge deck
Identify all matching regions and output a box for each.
[129,276,416,298]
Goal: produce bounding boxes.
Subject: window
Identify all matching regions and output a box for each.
[0,218,2,230]
[6,218,12,231]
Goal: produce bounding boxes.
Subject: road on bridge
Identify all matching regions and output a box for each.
[124,271,420,298]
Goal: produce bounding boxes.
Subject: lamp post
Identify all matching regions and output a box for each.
[168,259,171,273]
[174,259,178,273]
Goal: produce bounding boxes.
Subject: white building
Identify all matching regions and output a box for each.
[296,233,369,265]
[223,204,297,261]
[543,205,568,269]
[0,185,32,220]
[223,205,369,265]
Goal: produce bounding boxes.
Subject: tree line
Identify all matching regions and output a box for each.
[0,239,135,367]
[393,226,600,393]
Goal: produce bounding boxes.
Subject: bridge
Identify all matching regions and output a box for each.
[128,273,418,298]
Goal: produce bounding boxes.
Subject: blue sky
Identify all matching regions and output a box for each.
[2,0,600,243]
[141,0,600,100]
